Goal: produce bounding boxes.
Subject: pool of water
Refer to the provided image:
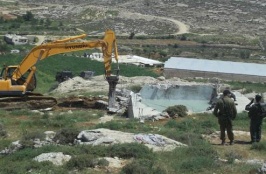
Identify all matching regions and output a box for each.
[140,84,213,112]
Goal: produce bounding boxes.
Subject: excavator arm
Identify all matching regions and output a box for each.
[0,29,119,111]
[12,29,118,81]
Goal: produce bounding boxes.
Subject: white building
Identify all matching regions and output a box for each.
[164,57,266,82]
[4,34,28,45]
[118,55,163,67]
[89,53,163,67]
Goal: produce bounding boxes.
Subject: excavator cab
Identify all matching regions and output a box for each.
[0,65,14,79]
[0,65,36,92]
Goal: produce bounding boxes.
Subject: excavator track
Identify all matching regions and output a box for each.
[0,95,57,110]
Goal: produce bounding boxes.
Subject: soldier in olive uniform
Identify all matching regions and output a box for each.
[245,95,264,143]
[213,89,237,145]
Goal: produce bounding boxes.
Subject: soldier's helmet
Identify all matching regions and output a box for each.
[255,95,262,102]
[223,89,230,96]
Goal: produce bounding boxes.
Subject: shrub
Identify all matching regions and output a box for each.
[129,84,142,93]
[164,105,188,117]
[198,120,217,134]
[185,145,218,159]
[95,121,123,130]
[174,144,218,172]
[0,123,7,138]
[49,114,76,128]
[108,143,155,159]
[0,160,66,174]
[20,131,45,148]
[53,128,79,145]
[97,158,109,167]
[121,159,166,174]
[164,119,179,128]
[250,141,266,151]
[225,151,243,164]
[239,50,251,59]
[95,120,136,131]
[66,154,98,170]
[169,132,205,146]
[242,88,253,94]
[164,116,216,135]
[180,156,216,172]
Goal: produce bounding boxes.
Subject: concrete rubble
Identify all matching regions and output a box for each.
[49,75,256,120]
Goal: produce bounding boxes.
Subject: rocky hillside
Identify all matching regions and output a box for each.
[17,0,266,36]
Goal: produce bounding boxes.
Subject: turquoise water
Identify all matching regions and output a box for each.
[141,99,210,113]
[140,85,213,113]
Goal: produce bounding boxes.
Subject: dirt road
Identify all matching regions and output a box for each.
[119,11,189,35]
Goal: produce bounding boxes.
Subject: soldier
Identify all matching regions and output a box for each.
[207,89,236,111]
[213,89,237,145]
[245,95,265,143]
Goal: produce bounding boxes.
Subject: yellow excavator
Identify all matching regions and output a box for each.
[0,29,119,110]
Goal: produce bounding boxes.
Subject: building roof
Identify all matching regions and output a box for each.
[164,57,266,76]
[118,55,163,66]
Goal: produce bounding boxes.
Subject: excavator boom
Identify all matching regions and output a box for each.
[12,29,118,80]
[0,29,119,111]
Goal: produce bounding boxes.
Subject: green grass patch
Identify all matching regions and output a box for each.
[233,111,250,131]
[121,158,167,174]
[0,142,156,174]
[157,143,219,174]
[164,114,217,135]
[250,141,266,151]
[109,143,155,159]
[94,119,153,133]
[227,81,266,93]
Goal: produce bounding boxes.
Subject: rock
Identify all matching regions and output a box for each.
[77,130,103,142]
[99,115,114,123]
[33,152,71,166]
[101,157,126,168]
[93,137,116,145]
[157,76,165,81]
[259,162,266,173]
[75,128,187,151]
[44,131,56,141]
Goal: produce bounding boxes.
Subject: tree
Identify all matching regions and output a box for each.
[239,50,251,59]
[59,21,63,27]
[9,22,20,29]
[23,11,34,21]
[0,17,4,24]
[129,32,135,39]
[45,18,52,27]
[173,43,179,48]
[0,43,8,52]
[159,50,167,58]
[39,19,44,25]
[180,35,187,41]
[144,0,150,6]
